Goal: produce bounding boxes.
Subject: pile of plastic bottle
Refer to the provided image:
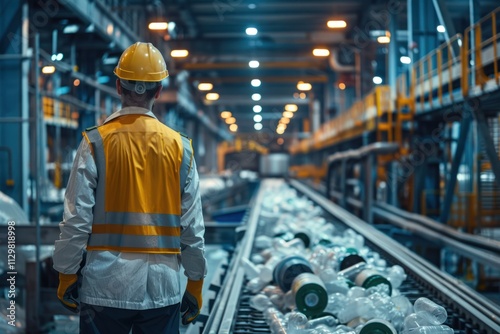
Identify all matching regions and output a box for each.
[240,185,455,334]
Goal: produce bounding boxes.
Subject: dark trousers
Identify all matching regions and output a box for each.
[80,302,180,334]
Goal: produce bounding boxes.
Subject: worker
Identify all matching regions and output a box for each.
[52,42,207,333]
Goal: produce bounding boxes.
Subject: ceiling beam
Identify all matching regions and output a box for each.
[183,61,327,70]
[191,75,328,84]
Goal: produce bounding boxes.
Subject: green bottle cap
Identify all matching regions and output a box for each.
[362,274,392,296]
[292,273,328,317]
[359,319,397,334]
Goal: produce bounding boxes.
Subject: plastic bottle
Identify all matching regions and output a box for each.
[291,273,328,317]
[402,325,454,334]
[359,319,397,334]
[403,312,436,330]
[273,255,314,292]
[386,265,407,290]
[240,257,260,280]
[306,315,338,329]
[354,269,392,296]
[250,294,272,311]
[261,256,284,283]
[324,292,347,314]
[413,298,447,324]
[336,297,376,324]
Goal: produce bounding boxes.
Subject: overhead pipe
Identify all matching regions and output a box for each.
[328,48,356,72]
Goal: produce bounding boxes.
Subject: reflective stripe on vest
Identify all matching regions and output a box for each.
[82,114,193,254]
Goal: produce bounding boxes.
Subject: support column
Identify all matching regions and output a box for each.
[363,154,375,224]
[411,0,439,62]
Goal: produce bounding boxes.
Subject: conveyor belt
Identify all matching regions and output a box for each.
[204,179,500,334]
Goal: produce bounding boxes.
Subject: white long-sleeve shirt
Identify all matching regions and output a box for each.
[53,107,207,310]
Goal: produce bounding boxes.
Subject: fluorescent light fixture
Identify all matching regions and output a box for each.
[284,104,298,112]
[149,22,168,30]
[220,111,232,118]
[373,76,383,84]
[229,124,238,132]
[280,117,290,124]
[437,25,445,33]
[42,65,56,74]
[246,27,258,35]
[283,111,294,118]
[400,56,411,64]
[327,20,347,28]
[251,79,261,87]
[252,93,261,101]
[249,60,259,68]
[253,114,262,122]
[171,49,189,57]
[63,24,79,34]
[313,48,330,57]
[254,123,263,130]
[225,117,236,124]
[297,81,312,91]
[253,105,262,113]
[198,83,213,91]
[377,36,390,44]
[206,92,219,100]
[338,82,346,90]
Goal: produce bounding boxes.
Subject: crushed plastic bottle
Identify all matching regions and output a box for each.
[413,297,448,325]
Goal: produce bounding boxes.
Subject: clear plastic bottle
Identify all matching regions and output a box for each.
[250,294,272,311]
[403,312,436,330]
[402,325,454,334]
[386,265,407,290]
[413,298,448,324]
[306,315,338,329]
[336,297,376,324]
[240,257,260,280]
[324,292,347,314]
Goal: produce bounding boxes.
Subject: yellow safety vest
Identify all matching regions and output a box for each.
[82,114,193,254]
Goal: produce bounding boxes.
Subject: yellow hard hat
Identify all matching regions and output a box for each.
[114,42,168,82]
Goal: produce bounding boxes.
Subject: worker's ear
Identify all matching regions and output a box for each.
[154,85,162,99]
[116,79,122,95]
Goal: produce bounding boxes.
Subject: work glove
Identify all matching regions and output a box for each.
[57,273,79,313]
[181,279,203,325]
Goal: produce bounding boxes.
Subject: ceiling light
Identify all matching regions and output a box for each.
[253,114,262,122]
[373,76,383,84]
[254,123,263,130]
[338,82,346,90]
[280,117,290,124]
[246,27,258,35]
[198,83,213,91]
[277,123,287,130]
[297,81,312,91]
[299,92,306,99]
[149,22,168,30]
[283,111,294,118]
[327,20,347,29]
[249,60,260,68]
[63,24,79,34]
[251,79,261,87]
[225,117,236,124]
[284,104,298,112]
[277,128,285,134]
[313,48,330,57]
[437,25,446,33]
[277,138,284,145]
[42,65,56,74]
[252,93,261,101]
[171,49,189,57]
[377,35,390,44]
[253,105,262,113]
[229,124,238,132]
[220,111,232,119]
[73,79,80,86]
[400,56,411,64]
[206,92,219,100]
